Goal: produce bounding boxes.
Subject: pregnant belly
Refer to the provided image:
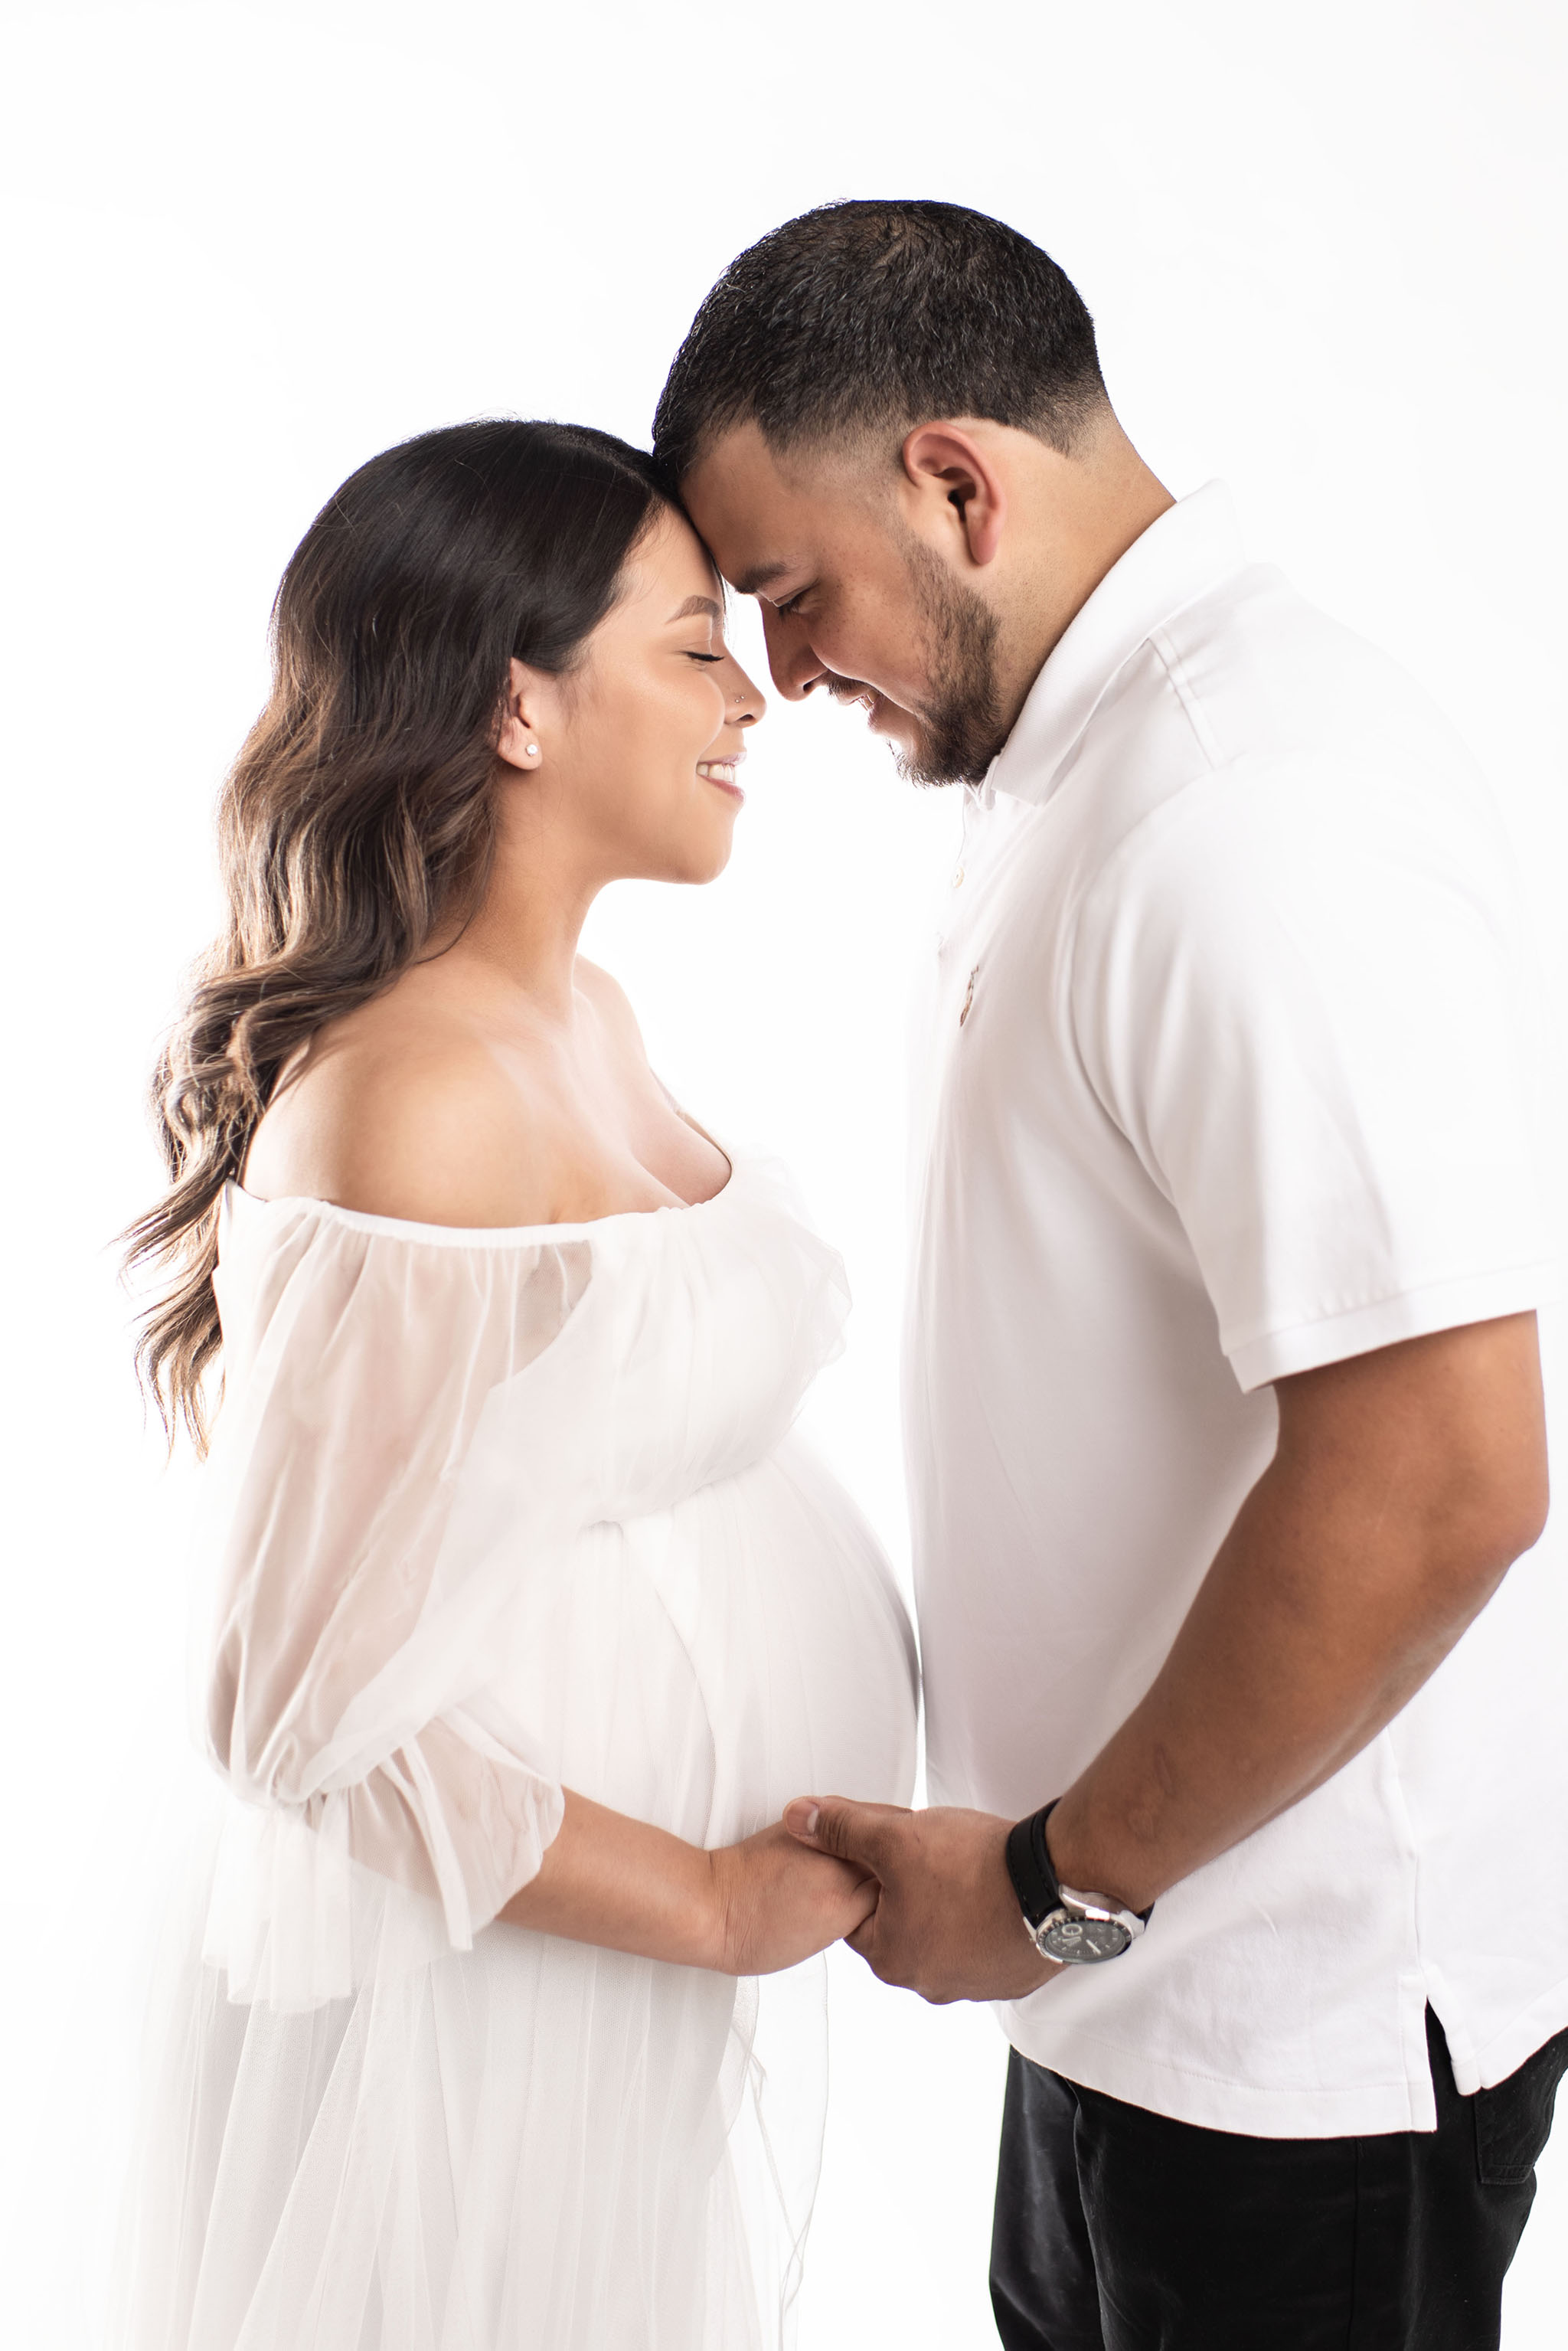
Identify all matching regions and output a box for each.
[479,1433,918,1848]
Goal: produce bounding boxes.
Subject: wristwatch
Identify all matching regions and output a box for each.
[1004,1801,1152,1964]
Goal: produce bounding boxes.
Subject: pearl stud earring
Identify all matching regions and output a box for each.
[524,743,539,757]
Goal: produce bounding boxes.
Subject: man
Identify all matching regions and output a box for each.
[654,201,1568,2349]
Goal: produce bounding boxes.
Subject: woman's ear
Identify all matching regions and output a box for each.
[495,657,546,773]
[900,423,1008,568]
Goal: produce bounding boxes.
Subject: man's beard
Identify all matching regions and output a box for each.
[822,535,1005,789]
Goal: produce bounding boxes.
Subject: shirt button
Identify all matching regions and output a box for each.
[952,865,965,888]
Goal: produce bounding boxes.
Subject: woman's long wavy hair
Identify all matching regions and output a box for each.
[125,418,671,1451]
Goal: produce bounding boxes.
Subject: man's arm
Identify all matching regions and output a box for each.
[785,1313,1549,2003]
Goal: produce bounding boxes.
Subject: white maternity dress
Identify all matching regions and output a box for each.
[113,1153,919,2351]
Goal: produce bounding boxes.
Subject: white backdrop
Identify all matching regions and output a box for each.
[2,2,1565,2343]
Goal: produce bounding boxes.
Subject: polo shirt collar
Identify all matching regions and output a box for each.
[988,479,1248,808]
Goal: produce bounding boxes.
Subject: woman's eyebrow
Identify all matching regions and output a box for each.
[666,594,724,623]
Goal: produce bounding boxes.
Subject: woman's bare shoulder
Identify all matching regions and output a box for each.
[243,998,563,1230]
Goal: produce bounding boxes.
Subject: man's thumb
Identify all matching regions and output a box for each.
[785,1796,860,1852]
[784,1795,864,1861]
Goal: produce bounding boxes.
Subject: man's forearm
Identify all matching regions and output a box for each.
[1044,1460,1481,1914]
[782,1316,1547,2007]
[1047,1316,1548,1916]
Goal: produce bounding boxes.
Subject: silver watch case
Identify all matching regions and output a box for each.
[1024,1884,1148,1965]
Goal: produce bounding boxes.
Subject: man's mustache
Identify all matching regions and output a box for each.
[818,671,879,708]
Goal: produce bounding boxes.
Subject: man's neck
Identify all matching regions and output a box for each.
[995,417,1174,736]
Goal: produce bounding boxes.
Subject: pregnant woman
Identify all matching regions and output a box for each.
[116,420,918,2351]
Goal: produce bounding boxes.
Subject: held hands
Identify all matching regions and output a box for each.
[782,1798,1059,2004]
[707,1820,877,1975]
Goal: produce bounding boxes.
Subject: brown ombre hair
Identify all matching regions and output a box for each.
[125,418,671,1449]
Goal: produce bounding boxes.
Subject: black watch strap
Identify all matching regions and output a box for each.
[1005,1801,1155,1931]
[1004,1800,1066,1928]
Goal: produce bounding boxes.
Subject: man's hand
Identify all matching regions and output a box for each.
[782,1797,1057,2003]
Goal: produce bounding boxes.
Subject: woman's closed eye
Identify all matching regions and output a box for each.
[685,650,724,665]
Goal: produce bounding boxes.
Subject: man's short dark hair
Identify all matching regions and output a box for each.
[652,200,1107,482]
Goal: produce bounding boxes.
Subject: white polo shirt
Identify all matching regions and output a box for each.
[904,481,1568,2137]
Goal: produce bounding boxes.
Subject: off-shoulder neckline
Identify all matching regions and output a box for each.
[224,1153,739,1250]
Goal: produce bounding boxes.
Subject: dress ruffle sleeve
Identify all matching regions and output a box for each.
[198,1191,591,2007]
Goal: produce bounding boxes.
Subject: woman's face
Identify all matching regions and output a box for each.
[502,507,765,888]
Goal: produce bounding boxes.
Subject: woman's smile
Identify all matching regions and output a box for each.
[697,753,745,800]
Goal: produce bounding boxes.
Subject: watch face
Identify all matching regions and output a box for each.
[1040,1912,1132,1964]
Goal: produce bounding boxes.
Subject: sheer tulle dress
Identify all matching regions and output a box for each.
[113,1153,919,2351]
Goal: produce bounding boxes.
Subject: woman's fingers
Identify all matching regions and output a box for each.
[716,1825,885,1973]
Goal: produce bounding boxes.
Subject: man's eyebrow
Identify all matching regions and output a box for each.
[731,561,794,597]
[666,594,724,623]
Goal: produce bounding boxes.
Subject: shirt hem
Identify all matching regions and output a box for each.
[1449,1977,1568,2098]
[996,2009,1435,2140]
[1227,1261,1560,1393]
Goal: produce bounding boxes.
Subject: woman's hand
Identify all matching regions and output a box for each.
[499,1791,876,1976]
[707,1820,878,1976]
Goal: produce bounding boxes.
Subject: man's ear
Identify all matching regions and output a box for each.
[495,656,547,774]
[900,423,1007,568]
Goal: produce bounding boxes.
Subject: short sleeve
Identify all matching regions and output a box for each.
[1073,752,1558,1391]
[198,1197,590,2000]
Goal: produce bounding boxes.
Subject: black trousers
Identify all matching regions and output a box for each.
[991,2010,1568,2350]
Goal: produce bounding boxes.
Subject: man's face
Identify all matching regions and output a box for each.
[681,420,1005,788]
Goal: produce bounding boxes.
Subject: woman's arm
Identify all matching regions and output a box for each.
[239,1020,864,1979]
[500,1791,876,1975]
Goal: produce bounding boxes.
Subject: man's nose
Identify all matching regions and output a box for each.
[760,605,825,703]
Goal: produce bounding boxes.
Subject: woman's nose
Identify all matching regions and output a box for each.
[725,656,766,728]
